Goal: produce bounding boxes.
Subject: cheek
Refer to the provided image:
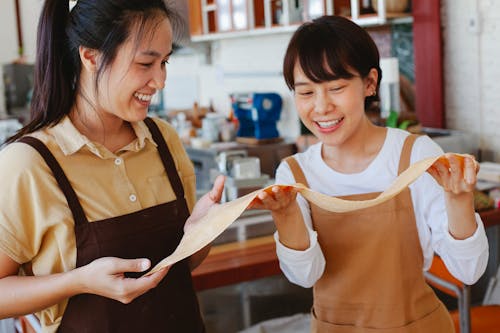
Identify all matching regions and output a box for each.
[295,102,310,121]
[294,97,311,113]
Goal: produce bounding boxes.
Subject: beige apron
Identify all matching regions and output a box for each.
[285,135,454,333]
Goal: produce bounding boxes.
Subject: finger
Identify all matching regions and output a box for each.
[434,158,451,176]
[110,258,151,274]
[145,266,170,285]
[272,186,297,203]
[130,265,169,287]
[248,199,264,210]
[257,190,271,203]
[256,191,279,209]
[427,166,442,185]
[209,175,225,202]
[447,154,464,184]
[464,156,477,185]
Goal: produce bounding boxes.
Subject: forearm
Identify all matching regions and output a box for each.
[273,202,309,251]
[275,230,325,287]
[0,270,82,319]
[445,192,477,240]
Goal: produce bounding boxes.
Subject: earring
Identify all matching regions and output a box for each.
[371,90,376,96]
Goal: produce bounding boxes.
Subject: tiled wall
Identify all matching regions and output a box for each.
[442,0,500,160]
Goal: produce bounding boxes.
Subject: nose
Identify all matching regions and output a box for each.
[313,92,332,114]
[149,68,166,90]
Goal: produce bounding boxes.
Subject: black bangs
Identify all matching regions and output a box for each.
[283,15,381,100]
[296,23,356,86]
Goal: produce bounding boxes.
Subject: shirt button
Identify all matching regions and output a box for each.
[114,158,123,165]
[129,194,137,202]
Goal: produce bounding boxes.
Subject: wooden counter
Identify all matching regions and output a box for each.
[192,209,500,292]
[192,235,280,291]
[478,208,500,229]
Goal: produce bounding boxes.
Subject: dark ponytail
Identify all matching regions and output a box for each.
[7,0,181,144]
[7,0,74,143]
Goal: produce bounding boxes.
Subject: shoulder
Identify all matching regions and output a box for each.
[0,139,55,202]
[386,128,443,161]
[147,117,179,140]
[0,139,50,176]
[412,133,443,161]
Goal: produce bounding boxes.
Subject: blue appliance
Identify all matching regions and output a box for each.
[231,92,282,140]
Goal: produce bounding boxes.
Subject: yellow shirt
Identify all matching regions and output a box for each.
[0,116,196,332]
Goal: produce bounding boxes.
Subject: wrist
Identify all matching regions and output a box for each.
[444,191,474,208]
[271,201,300,220]
[68,266,89,295]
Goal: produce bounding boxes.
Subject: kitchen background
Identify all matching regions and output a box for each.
[1,1,500,332]
[0,0,500,158]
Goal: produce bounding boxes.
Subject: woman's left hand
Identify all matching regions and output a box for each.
[427,153,480,195]
[184,175,225,232]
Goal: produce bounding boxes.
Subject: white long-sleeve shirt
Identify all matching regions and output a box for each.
[274,128,489,287]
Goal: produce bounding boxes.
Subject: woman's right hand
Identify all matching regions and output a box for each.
[250,185,310,250]
[76,257,169,304]
[249,185,298,216]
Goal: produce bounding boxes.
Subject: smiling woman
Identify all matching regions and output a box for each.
[0,1,225,332]
[251,15,488,333]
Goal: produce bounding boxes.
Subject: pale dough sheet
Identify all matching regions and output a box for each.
[147,154,456,275]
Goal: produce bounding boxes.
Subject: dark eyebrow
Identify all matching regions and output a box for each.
[139,50,173,58]
[293,82,310,87]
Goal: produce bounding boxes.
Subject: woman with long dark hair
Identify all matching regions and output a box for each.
[0,1,223,332]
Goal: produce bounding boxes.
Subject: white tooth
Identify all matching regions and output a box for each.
[134,93,153,102]
[317,119,341,128]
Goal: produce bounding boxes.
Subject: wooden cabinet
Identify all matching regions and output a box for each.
[187,0,411,41]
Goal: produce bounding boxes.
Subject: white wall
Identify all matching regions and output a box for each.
[168,33,300,139]
[442,0,500,160]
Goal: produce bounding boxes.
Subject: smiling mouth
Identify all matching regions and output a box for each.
[316,117,344,129]
[134,92,154,102]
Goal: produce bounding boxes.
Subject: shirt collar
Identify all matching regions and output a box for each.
[131,120,157,151]
[48,116,157,156]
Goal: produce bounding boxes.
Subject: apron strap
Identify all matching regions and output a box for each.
[398,134,420,175]
[17,136,88,225]
[284,156,309,187]
[143,117,185,200]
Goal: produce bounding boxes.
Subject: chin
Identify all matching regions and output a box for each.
[127,109,149,122]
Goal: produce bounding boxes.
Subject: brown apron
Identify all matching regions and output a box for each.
[285,135,454,333]
[19,118,205,333]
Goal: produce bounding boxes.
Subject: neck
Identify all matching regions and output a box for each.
[69,94,135,153]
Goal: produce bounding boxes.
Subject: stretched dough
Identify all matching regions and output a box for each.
[147,154,461,275]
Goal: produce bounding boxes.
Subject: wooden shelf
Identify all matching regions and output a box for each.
[188,0,413,42]
[191,15,412,42]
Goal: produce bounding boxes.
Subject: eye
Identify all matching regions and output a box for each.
[295,89,313,96]
[138,62,153,68]
[329,86,345,92]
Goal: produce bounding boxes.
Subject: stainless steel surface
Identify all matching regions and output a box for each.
[186,140,297,191]
[212,209,275,245]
